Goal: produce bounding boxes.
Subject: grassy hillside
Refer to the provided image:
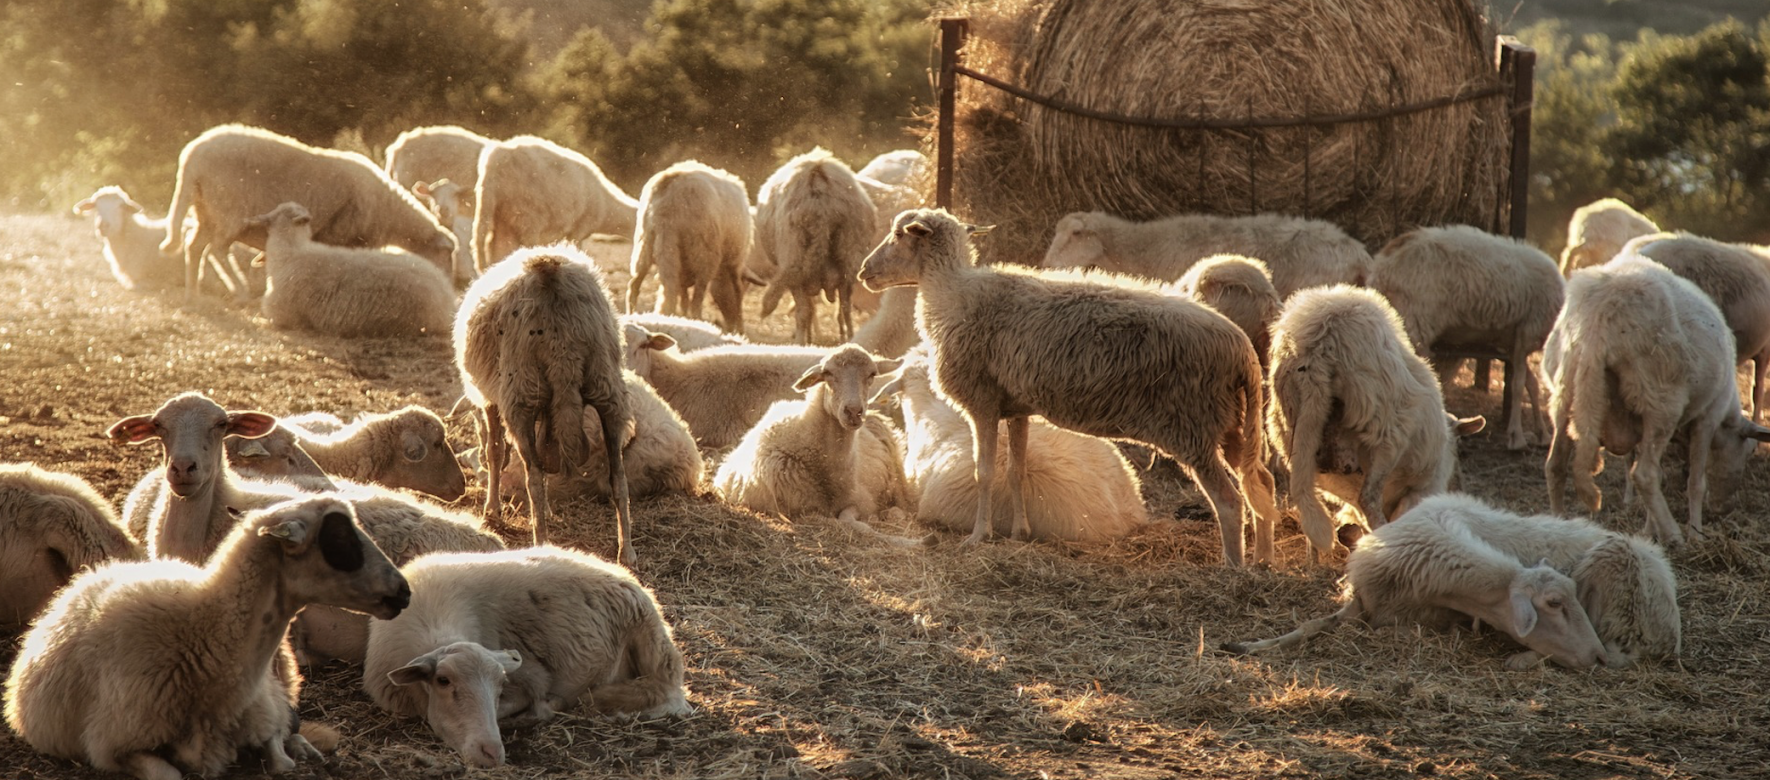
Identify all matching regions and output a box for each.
[1500,0,1769,38]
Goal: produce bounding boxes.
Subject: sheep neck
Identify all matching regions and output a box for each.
[188,534,304,695]
[158,467,235,564]
[1431,565,1527,642]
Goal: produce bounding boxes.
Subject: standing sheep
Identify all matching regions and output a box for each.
[628,160,752,334]
[1171,254,1282,367]
[455,244,633,561]
[753,148,879,344]
[1627,233,1770,421]
[1560,197,1658,275]
[0,463,143,631]
[274,406,467,501]
[363,546,691,768]
[860,209,1280,565]
[385,126,494,199]
[491,370,703,504]
[1367,225,1564,450]
[623,324,830,450]
[472,136,639,271]
[250,202,457,338]
[1041,211,1370,297]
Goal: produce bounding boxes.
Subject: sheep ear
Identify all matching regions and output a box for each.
[388,654,439,686]
[1453,415,1486,436]
[259,516,313,554]
[646,333,676,351]
[73,197,95,215]
[120,196,143,214]
[495,649,522,672]
[1509,590,1539,637]
[108,415,160,444]
[793,366,827,392]
[412,180,433,198]
[1744,421,1770,442]
[869,373,903,405]
[228,412,278,439]
[292,213,311,228]
[447,395,475,420]
[965,223,995,236]
[873,357,903,375]
[236,439,270,458]
[904,220,933,237]
[402,430,428,462]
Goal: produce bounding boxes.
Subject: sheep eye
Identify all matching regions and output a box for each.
[1545,597,1563,609]
[436,676,451,687]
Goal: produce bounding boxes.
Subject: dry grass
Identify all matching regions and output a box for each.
[4,210,1770,779]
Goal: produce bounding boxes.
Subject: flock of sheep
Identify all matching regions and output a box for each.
[0,119,1757,778]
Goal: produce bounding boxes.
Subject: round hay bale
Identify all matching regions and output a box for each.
[931,0,1513,262]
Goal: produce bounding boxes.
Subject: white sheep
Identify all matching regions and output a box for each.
[411,178,478,286]
[363,546,691,768]
[623,323,830,450]
[385,125,495,199]
[0,463,143,631]
[249,202,457,338]
[114,392,282,563]
[753,148,878,344]
[1543,253,1770,546]
[853,287,921,359]
[1560,197,1658,276]
[1040,211,1370,297]
[4,495,411,780]
[1367,225,1564,450]
[472,136,639,271]
[621,312,747,352]
[273,406,467,501]
[873,346,1145,542]
[1627,233,1770,421]
[856,149,928,187]
[456,244,633,560]
[628,160,752,334]
[225,424,335,487]
[861,209,1280,564]
[1171,254,1281,367]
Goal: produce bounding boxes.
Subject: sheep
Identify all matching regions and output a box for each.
[249,202,457,338]
[0,463,143,631]
[472,136,639,271]
[856,149,928,187]
[73,186,265,298]
[385,126,495,199]
[622,323,830,450]
[873,346,1145,542]
[1543,253,1770,546]
[1171,254,1282,367]
[621,312,747,352]
[628,160,752,334]
[4,495,411,780]
[363,546,690,768]
[160,124,457,300]
[1366,225,1564,450]
[859,209,1280,565]
[1409,493,1680,669]
[1560,197,1659,275]
[225,424,334,486]
[853,287,921,359]
[271,406,467,501]
[113,392,281,563]
[1040,211,1370,298]
[1626,233,1770,421]
[713,345,916,543]
[411,178,478,286]
[455,244,633,560]
[753,148,878,344]
[1220,497,1607,669]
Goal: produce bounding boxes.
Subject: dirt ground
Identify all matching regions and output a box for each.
[3,210,1769,779]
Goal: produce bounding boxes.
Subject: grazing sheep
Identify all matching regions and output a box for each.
[1368,225,1564,450]
[363,546,690,768]
[1040,211,1369,297]
[856,149,928,187]
[4,495,411,780]
[273,406,467,501]
[628,161,752,334]
[621,312,747,352]
[1628,233,1770,421]
[753,148,878,344]
[714,345,915,542]
[472,136,639,271]
[1543,254,1770,546]
[860,209,1280,565]
[1560,197,1658,275]
[1220,498,1607,668]
[1172,254,1281,367]
[456,244,633,561]
[0,464,143,631]
[853,287,921,359]
[874,346,1145,542]
[492,370,703,505]
[622,323,829,450]
[114,392,281,563]
[160,124,457,299]
[249,202,457,338]
[225,424,334,486]
[385,126,494,200]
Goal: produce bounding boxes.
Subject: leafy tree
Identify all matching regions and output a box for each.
[1516,21,1621,249]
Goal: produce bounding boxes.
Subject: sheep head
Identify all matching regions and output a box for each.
[72,186,143,238]
[251,495,410,621]
[246,202,315,240]
[1041,211,1107,269]
[1503,562,1606,669]
[858,208,990,291]
[109,392,276,501]
[796,345,900,431]
[388,641,523,768]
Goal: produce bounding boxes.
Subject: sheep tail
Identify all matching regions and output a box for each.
[587,602,689,717]
[160,162,196,256]
[1567,349,1609,512]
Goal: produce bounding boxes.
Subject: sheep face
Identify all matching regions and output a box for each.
[226,425,329,484]
[109,393,277,500]
[384,409,468,501]
[858,209,987,291]
[388,641,523,768]
[1507,563,1606,669]
[413,179,467,225]
[1041,212,1105,269]
[621,323,676,379]
[72,186,142,239]
[796,346,899,431]
[1700,414,1770,512]
[247,202,317,242]
[256,496,411,620]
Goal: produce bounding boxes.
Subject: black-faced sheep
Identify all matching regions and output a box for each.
[249,202,457,338]
[0,463,143,631]
[273,406,467,501]
[753,148,878,344]
[1560,197,1658,276]
[472,136,639,271]
[1628,233,1770,421]
[622,324,829,450]
[629,160,752,334]
[1171,254,1281,368]
[1040,211,1370,297]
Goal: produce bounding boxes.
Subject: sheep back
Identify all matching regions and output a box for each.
[0,464,141,629]
[1561,198,1658,275]
[473,136,637,270]
[1370,225,1564,357]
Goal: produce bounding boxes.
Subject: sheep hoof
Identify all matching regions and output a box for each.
[962,529,991,547]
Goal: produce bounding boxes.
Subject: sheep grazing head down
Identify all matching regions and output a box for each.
[1700,413,1770,513]
[1040,211,1105,269]
[795,345,900,431]
[387,641,524,768]
[858,208,991,291]
[109,392,277,501]
[255,495,411,620]
[72,186,143,239]
[1502,561,1607,669]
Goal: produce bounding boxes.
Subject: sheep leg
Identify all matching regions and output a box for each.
[117,752,182,780]
[182,221,213,304]
[1475,358,1493,393]
[599,402,636,566]
[1755,353,1769,422]
[656,262,682,316]
[1285,391,1339,557]
[626,253,652,313]
[710,266,744,334]
[1356,445,1401,529]
[1005,416,1031,541]
[964,408,1001,547]
[1684,422,1712,541]
[1504,355,1528,450]
[1523,359,1548,446]
[1188,452,1247,567]
[838,281,854,342]
[482,405,508,526]
[1628,427,1681,547]
[687,274,711,322]
[792,288,816,345]
[507,406,550,546]
[1221,598,1363,655]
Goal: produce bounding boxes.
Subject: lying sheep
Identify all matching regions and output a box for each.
[1040,211,1370,298]
[114,392,281,562]
[491,370,703,505]
[273,406,467,501]
[456,244,633,560]
[1560,197,1658,275]
[856,149,928,187]
[1221,496,1607,668]
[0,463,143,631]
[874,346,1145,542]
[753,148,878,344]
[473,136,639,271]
[161,124,457,300]
[853,288,921,359]
[1172,254,1281,367]
[74,186,184,292]
[629,160,752,334]
[250,202,457,338]
[225,424,333,486]
[621,312,747,352]
[364,546,691,768]
[1628,233,1770,421]
[860,210,1280,565]
[4,495,410,780]
[1543,253,1770,546]
[1368,225,1564,450]
[623,324,829,450]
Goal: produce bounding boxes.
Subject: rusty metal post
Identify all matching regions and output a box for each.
[936,18,969,211]
[1499,37,1535,240]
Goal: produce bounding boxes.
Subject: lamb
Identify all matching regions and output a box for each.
[249,202,457,338]
[753,148,879,344]
[853,287,921,359]
[73,186,190,292]
[1040,211,1370,298]
[1560,197,1659,275]
[860,209,1280,565]
[271,406,468,501]
[4,495,411,780]
[856,149,928,187]
[622,323,830,450]
[472,136,639,271]
[1220,497,1607,669]
[713,345,915,542]
[1171,254,1282,367]
[1543,253,1770,546]
[491,370,703,505]
[628,160,752,334]
[455,244,633,560]
[873,346,1145,542]
[160,124,457,299]
[0,463,143,631]
[1367,225,1565,450]
[411,178,478,286]
[621,312,747,351]
[1626,233,1770,421]
[363,546,691,768]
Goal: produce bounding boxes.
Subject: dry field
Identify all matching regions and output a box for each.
[3,210,1769,779]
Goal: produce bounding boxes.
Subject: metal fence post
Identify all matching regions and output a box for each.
[1498,37,1535,240]
[936,18,969,211]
